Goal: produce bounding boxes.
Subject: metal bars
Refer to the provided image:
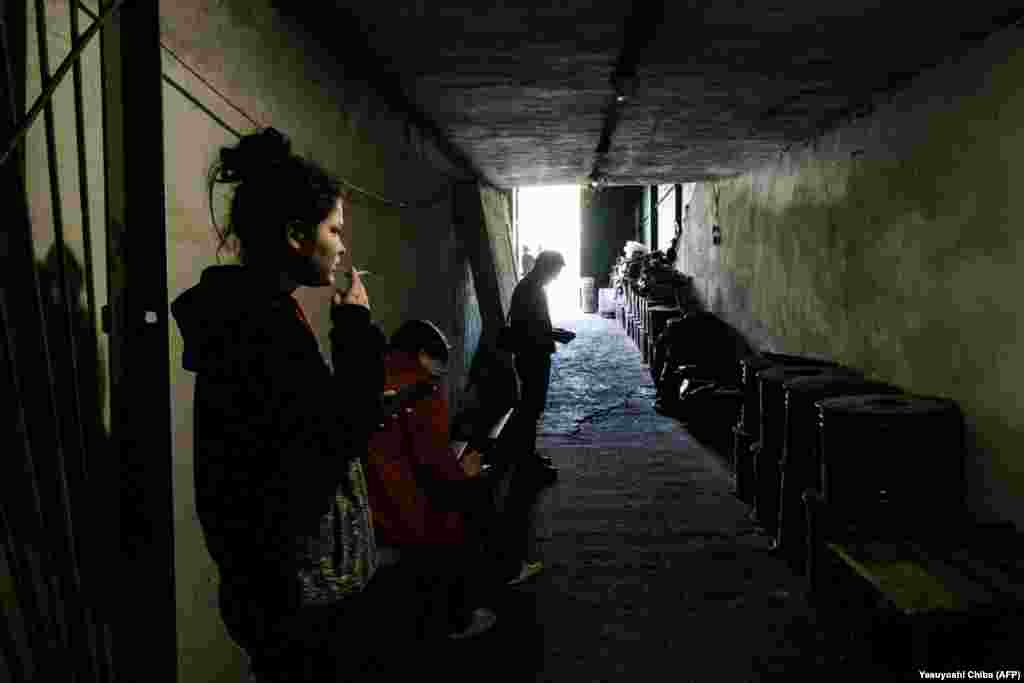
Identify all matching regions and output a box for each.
[2,0,170,680]
[0,0,126,166]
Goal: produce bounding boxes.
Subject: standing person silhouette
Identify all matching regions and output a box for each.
[520,244,535,278]
[171,128,391,681]
[506,250,575,477]
[363,319,500,644]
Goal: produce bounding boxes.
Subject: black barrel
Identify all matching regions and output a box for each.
[753,365,862,537]
[777,376,902,572]
[732,424,754,501]
[815,394,965,521]
[736,353,840,506]
[739,353,840,439]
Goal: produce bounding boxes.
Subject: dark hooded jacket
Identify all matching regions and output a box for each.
[508,271,556,355]
[171,265,385,611]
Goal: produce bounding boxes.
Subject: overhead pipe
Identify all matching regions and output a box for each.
[588,1,666,185]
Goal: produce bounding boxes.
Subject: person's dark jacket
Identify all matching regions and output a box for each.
[508,273,555,355]
[171,265,385,611]
[364,350,468,547]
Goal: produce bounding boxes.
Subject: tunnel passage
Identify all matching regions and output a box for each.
[468,314,827,681]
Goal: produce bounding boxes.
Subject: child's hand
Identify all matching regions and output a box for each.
[460,449,483,477]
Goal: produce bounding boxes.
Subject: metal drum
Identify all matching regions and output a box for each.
[753,365,862,538]
[647,305,682,381]
[777,376,902,573]
[580,277,598,313]
[735,353,840,508]
[739,353,840,439]
[732,424,754,501]
[815,394,965,517]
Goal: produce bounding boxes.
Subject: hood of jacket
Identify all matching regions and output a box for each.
[171,265,302,376]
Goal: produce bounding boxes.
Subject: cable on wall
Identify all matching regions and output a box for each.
[76,3,462,212]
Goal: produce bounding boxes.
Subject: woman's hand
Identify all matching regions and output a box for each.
[334,268,370,310]
[460,448,483,478]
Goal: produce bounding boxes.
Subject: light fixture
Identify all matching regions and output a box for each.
[610,71,636,103]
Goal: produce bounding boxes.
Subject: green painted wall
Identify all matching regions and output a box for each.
[581,186,643,286]
[676,26,1024,530]
[639,185,654,248]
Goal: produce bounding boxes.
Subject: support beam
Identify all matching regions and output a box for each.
[454,183,504,333]
[99,0,176,680]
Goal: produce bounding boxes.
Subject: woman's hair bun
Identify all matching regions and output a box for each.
[218,127,292,183]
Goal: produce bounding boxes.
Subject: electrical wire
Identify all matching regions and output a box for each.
[0,0,127,166]
[8,2,469,211]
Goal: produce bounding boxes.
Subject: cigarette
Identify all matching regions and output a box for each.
[354,269,372,277]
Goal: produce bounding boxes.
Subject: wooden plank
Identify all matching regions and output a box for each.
[827,542,974,614]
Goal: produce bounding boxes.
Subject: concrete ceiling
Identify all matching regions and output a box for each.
[293,2,1023,188]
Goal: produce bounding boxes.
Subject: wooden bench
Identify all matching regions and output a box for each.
[804,495,1024,670]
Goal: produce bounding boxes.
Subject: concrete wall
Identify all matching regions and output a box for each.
[11,3,113,675]
[581,186,643,286]
[675,25,1024,530]
[159,2,511,679]
[480,185,518,314]
[15,1,507,680]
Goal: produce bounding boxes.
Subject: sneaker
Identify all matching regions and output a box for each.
[448,608,497,640]
[533,453,554,467]
[506,560,544,586]
[531,465,558,487]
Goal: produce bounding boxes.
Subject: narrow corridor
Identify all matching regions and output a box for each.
[454,314,822,682]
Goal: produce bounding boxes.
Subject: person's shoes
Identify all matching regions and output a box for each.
[448,608,497,640]
[529,463,558,486]
[507,560,544,586]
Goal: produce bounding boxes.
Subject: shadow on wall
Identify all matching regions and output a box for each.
[34,241,117,572]
[2,244,117,679]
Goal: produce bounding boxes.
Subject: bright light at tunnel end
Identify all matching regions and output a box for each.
[517,184,586,323]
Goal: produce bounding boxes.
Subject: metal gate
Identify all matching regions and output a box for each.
[1,1,175,681]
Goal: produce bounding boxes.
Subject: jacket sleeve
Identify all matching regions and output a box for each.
[266,304,385,557]
[406,391,467,482]
[329,304,387,449]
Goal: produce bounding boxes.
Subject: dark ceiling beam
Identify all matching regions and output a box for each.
[589,1,666,187]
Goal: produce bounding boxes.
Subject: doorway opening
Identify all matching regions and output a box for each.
[515,184,582,322]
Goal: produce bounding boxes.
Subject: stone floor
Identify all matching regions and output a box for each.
[442,313,831,682]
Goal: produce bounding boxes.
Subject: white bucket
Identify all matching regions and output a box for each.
[580,277,598,313]
[598,288,616,316]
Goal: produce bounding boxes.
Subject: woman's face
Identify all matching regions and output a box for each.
[290,198,346,287]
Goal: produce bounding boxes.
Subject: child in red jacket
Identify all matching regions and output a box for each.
[363,320,497,641]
